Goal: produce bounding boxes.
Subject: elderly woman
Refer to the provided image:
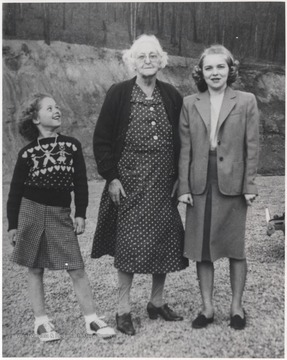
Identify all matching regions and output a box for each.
[91,34,188,335]
[178,45,259,330]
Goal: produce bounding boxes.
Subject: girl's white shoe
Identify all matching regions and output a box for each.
[34,321,61,342]
[86,318,116,339]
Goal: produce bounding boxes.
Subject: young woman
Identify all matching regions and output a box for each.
[178,45,259,330]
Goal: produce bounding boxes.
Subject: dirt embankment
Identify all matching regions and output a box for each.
[3,40,285,182]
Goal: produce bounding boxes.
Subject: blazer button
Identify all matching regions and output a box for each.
[217,140,221,145]
[219,156,224,161]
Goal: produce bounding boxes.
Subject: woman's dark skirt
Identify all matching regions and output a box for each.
[11,198,84,270]
[183,151,247,262]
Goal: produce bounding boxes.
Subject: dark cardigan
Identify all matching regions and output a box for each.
[93,76,183,183]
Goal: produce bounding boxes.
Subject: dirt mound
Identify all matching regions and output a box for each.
[3,40,285,182]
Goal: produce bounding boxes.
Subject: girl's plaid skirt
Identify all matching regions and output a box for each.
[11,198,84,270]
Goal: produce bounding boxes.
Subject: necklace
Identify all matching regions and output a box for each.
[37,135,58,166]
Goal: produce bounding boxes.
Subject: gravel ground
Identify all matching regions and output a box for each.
[2,176,285,358]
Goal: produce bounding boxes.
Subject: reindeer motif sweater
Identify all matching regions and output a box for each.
[7,134,88,230]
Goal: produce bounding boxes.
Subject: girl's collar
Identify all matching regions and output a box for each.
[37,132,60,140]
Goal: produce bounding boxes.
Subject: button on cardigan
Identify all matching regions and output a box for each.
[93,77,183,183]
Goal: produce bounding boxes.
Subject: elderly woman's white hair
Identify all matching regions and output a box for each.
[122,34,168,71]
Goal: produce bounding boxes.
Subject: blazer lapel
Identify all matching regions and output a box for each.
[194,91,210,132]
[217,87,237,130]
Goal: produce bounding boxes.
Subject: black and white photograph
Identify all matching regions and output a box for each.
[2,1,285,358]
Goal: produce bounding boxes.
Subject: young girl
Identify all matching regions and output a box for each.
[178,45,259,330]
[7,93,116,341]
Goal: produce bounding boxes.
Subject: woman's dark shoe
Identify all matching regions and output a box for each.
[192,313,214,329]
[147,302,183,321]
[116,313,135,336]
[230,311,246,330]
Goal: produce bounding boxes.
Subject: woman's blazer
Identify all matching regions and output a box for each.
[178,86,259,197]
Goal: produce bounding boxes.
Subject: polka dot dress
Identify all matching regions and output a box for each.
[92,84,188,274]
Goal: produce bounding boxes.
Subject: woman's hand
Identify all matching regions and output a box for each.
[178,193,194,206]
[8,229,17,247]
[108,179,126,206]
[244,194,257,206]
[74,217,85,235]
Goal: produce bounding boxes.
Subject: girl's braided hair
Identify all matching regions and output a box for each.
[18,93,52,141]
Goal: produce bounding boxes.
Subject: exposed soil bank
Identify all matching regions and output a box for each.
[3,40,285,182]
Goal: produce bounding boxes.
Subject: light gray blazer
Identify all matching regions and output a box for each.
[178,86,259,197]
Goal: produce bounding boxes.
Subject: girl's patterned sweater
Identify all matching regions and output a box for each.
[7,134,88,230]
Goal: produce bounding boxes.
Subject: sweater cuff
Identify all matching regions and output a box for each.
[102,168,120,184]
[177,184,191,198]
[8,219,18,232]
[75,206,87,219]
[243,184,258,196]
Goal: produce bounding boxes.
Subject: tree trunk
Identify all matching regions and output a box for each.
[254,24,258,59]
[221,5,226,45]
[131,3,137,41]
[178,5,184,55]
[150,4,154,30]
[62,3,66,30]
[19,4,24,21]
[170,4,177,46]
[4,4,17,36]
[105,2,108,21]
[148,4,151,27]
[70,5,74,25]
[137,3,145,35]
[114,4,117,22]
[216,5,221,43]
[204,3,211,44]
[86,3,91,44]
[127,3,132,43]
[43,3,50,45]
[158,3,164,36]
[155,3,160,34]
[131,4,134,41]
[190,3,198,43]
[128,3,137,43]
[230,2,238,52]
[102,20,108,45]
[273,5,284,61]
[222,27,225,45]
[133,3,138,40]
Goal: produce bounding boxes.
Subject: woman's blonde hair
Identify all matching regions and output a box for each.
[192,44,239,92]
[122,34,168,71]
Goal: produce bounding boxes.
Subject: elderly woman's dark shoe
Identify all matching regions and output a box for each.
[192,313,214,329]
[230,311,246,330]
[147,302,183,321]
[116,313,135,335]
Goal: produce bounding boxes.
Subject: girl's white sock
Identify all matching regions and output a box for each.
[34,315,49,327]
[84,313,100,325]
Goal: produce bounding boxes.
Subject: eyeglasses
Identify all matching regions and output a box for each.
[136,53,159,62]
